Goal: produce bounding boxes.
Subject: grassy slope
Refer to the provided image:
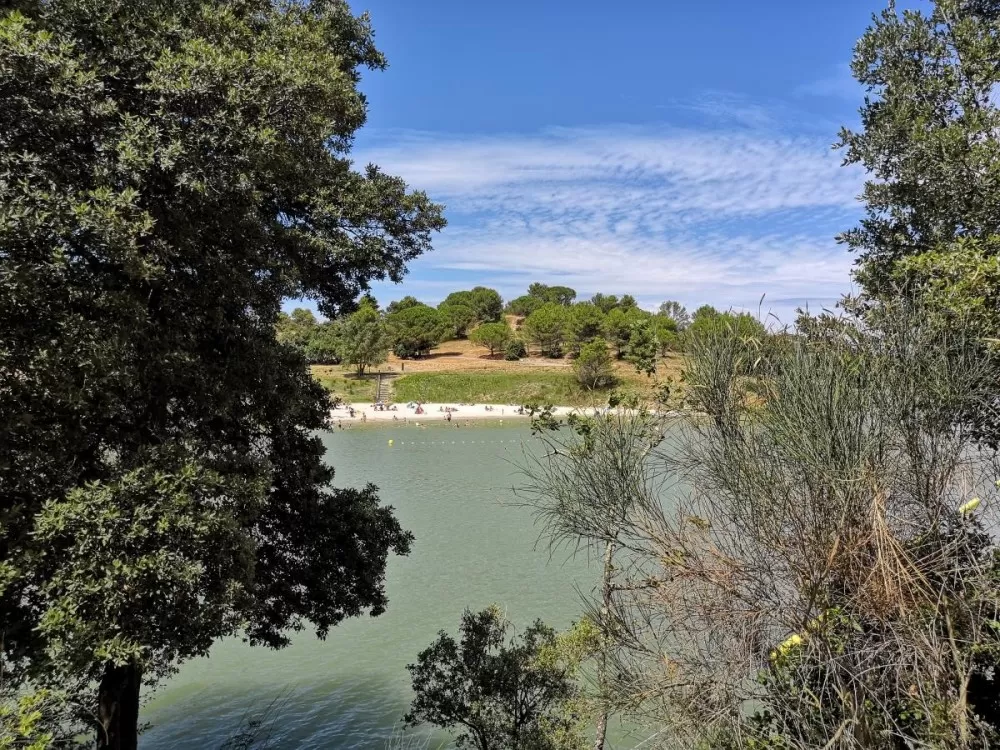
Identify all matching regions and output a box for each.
[310,336,684,407]
[392,371,606,407]
[311,367,378,402]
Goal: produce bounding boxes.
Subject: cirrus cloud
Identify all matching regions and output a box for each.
[361,114,864,323]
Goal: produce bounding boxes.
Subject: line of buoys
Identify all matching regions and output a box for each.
[391,439,523,446]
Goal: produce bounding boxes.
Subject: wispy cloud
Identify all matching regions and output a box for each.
[796,63,862,101]
[362,108,864,323]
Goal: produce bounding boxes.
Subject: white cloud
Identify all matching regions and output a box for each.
[361,119,865,323]
[795,63,862,100]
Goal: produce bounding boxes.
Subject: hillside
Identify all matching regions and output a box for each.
[312,337,684,408]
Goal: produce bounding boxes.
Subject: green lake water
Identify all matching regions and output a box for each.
[141,423,649,748]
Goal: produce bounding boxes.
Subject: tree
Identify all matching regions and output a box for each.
[469,321,514,356]
[386,295,423,315]
[304,321,341,365]
[522,303,569,358]
[405,607,581,750]
[838,0,1000,293]
[443,287,503,323]
[0,2,443,746]
[654,316,680,356]
[589,293,619,314]
[657,300,690,330]
[276,308,319,351]
[602,308,632,358]
[505,338,528,361]
[625,319,657,376]
[618,294,637,311]
[692,304,719,323]
[573,340,616,390]
[528,283,576,306]
[469,286,504,323]
[839,0,1000,447]
[566,302,605,354]
[506,294,543,317]
[337,301,390,376]
[438,302,477,338]
[388,304,447,358]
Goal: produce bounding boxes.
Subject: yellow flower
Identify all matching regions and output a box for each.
[959,497,982,515]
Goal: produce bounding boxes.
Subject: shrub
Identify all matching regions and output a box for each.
[505,339,528,361]
[574,340,616,389]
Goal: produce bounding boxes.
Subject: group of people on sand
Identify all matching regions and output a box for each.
[371,401,397,412]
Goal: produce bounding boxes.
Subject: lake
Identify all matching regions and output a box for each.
[141,422,646,748]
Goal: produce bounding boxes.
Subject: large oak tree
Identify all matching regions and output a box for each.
[0,1,444,747]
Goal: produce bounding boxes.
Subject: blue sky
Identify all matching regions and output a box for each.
[341,0,887,323]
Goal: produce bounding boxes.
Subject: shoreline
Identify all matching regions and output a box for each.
[329,402,579,424]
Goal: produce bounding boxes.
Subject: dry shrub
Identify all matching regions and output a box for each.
[548,308,1000,749]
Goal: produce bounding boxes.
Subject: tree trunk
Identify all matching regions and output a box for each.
[593,540,615,750]
[97,661,141,750]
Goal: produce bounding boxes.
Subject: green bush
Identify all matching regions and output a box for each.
[505,338,528,361]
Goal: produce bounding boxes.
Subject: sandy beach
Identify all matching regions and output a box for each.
[329,402,579,424]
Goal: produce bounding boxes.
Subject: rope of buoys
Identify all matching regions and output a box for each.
[391,438,524,446]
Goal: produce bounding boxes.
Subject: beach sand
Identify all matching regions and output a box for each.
[329,402,579,424]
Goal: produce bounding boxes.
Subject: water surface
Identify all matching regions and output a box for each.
[142,423,635,748]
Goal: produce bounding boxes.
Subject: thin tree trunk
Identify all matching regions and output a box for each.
[97,661,140,750]
[594,539,615,750]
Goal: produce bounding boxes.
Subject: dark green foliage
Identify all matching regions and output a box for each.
[838,0,1000,448]
[625,319,657,376]
[505,338,528,361]
[405,607,580,750]
[276,308,340,364]
[469,321,514,356]
[528,283,577,306]
[838,0,1000,292]
[386,296,424,315]
[589,293,619,314]
[337,300,389,375]
[0,0,441,744]
[566,302,605,354]
[304,322,341,365]
[438,302,478,338]
[506,294,544,317]
[602,308,633,358]
[523,303,569,358]
[573,340,616,389]
[276,308,320,350]
[443,287,504,323]
[654,316,679,356]
[692,304,720,323]
[388,304,447,358]
[688,310,765,341]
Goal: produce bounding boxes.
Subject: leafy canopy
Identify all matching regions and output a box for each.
[574,339,616,390]
[523,303,569,358]
[405,607,581,750]
[469,321,514,356]
[0,0,442,742]
[337,300,390,376]
[839,0,1000,291]
[528,283,577,306]
[388,304,448,358]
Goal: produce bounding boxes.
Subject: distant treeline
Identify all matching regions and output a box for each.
[278,282,765,377]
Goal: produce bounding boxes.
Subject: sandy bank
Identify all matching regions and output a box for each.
[329,402,579,424]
